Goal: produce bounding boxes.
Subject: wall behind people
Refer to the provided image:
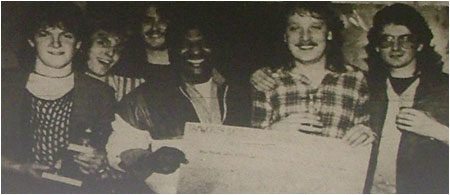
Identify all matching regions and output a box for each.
[2,2,448,74]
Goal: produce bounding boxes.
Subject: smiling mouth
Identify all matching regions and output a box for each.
[97,58,113,66]
[390,54,404,58]
[48,51,65,56]
[187,59,204,64]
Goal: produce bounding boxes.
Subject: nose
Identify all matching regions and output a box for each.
[391,40,400,51]
[105,48,115,57]
[51,36,61,48]
[189,44,202,55]
[300,29,311,42]
[151,20,159,31]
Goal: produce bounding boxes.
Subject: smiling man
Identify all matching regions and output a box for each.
[106,18,250,193]
[116,2,178,84]
[83,19,145,101]
[251,2,375,146]
[364,4,449,194]
[2,2,115,193]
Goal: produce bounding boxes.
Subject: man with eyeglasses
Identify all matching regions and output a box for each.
[363,3,448,194]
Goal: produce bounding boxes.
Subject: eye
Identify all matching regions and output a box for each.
[37,30,49,37]
[288,25,300,31]
[62,33,74,39]
[311,24,323,30]
[96,39,110,47]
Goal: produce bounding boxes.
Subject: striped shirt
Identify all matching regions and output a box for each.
[86,72,145,101]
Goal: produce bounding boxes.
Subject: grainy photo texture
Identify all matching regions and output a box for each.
[1,1,448,194]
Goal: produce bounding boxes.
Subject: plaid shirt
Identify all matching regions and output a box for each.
[251,66,370,138]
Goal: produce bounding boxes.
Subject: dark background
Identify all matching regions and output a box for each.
[2,2,448,82]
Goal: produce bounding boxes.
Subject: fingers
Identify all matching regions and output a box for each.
[343,125,376,147]
[74,158,100,174]
[297,124,322,134]
[285,112,321,122]
[251,68,277,91]
[73,152,106,175]
[396,113,415,121]
[399,108,422,116]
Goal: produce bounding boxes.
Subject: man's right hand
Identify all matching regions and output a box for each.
[269,112,323,134]
[250,67,281,91]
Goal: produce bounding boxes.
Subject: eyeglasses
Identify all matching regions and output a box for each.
[379,34,418,49]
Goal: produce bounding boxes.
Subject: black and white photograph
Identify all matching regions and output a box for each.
[1,1,448,194]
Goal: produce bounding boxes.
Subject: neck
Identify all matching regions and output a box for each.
[389,60,417,78]
[146,48,170,65]
[291,57,327,75]
[34,59,73,78]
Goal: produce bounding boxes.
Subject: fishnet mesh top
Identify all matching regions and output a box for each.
[29,90,74,168]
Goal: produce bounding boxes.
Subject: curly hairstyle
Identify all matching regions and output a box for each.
[275,2,346,73]
[19,2,86,72]
[365,3,443,78]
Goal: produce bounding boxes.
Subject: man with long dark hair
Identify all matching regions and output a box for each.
[251,2,375,145]
[364,3,448,193]
[82,18,145,101]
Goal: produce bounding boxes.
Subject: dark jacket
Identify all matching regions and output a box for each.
[1,69,115,193]
[116,75,251,140]
[364,71,449,194]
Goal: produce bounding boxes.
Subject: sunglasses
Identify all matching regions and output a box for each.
[379,34,418,49]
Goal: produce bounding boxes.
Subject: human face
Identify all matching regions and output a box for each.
[179,28,213,83]
[141,5,168,50]
[284,11,330,65]
[87,30,123,76]
[28,25,81,69]
[376,24,423,70]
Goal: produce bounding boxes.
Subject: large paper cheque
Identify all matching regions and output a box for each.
[155,122,371,193]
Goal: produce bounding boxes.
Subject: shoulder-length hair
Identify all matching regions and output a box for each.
[365,3,443,78]
[274,2,346,73]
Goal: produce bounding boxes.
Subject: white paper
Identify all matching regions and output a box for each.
[159,122,372,193]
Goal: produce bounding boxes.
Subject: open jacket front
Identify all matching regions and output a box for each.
[364,71,449,194]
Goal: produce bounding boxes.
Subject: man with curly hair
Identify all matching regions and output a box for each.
[251,2,375,146]
[364,3,448,193]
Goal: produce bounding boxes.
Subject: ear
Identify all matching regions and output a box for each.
[75,41,82,50]
[416,44,423,52]
[327,31,333,40]
[375,47,380,52]
[28,39,35,48]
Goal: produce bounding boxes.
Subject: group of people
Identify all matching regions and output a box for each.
[1,1,448,194]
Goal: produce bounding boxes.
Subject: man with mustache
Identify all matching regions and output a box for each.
[363,4,448,193]
[116,2,177,84]
[2,2,115,193]
[106,17,250,193]
[251,2,375,146]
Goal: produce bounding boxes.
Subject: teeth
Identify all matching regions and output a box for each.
[187,59,204,64]
[98,59,112,64]
[48,51,64,55]
[299,45,314,50]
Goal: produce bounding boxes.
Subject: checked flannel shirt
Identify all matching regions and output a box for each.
[251,66,370,138]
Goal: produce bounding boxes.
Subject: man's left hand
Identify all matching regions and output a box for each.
[396,108,449,144]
